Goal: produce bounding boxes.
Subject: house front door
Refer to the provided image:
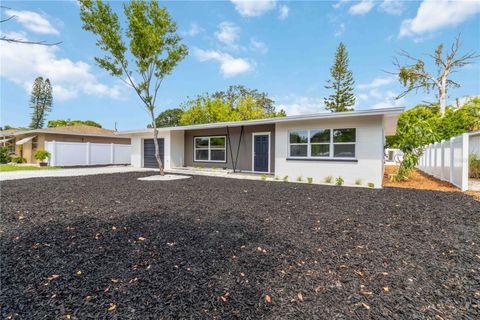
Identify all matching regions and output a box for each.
[253,134,269,173]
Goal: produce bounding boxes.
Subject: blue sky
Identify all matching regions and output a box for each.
[1,0,479,130]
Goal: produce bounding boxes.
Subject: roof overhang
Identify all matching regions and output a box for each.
[122,107,405,135]
[16,135,36,145]
[0,137,13,143]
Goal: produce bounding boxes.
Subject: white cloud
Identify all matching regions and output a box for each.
[0,32,121,101]
[277,96,326,115]
[379,0,404,15]
[215,22,240,49]
[250,38,268,54]
[333,0,350,9]
[334,23,346,37]
[370,91,404,109]
[278,4,289,20]
[348,0,375,15]
[358,77,395,90]
[183,22,202,37]
[230,0,277,17]
[194,48,254,77]
[5,9,59,35]
[399,0,480,38]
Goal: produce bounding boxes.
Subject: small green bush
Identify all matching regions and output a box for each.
[355,178,362,185]
[368,182,375,188]
[0,146,10,164]
[469,154,480,179]
[33,149,50,162]
[274,176,279,180]
[335,177,344,186]
[324,176,333,183]
[283,175,289,182]
[307,177,313,184]
[10,155,27,164]
[260,174,267,181]
[296,176,302,182]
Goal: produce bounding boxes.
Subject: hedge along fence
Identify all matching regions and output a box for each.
[45,141,131,167]
[417,131,480,191]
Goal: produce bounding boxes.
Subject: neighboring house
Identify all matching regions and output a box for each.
[0,125,130,164]
[123,107,403,187]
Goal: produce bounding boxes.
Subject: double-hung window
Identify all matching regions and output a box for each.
[288,128,356,159]
[194,136,226,162]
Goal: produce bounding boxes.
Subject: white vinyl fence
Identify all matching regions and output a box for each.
[45,141,131,167]
[417,132,479,191]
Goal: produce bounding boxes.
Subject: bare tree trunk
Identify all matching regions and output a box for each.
[438,72,448,117]
[150,110,164,176]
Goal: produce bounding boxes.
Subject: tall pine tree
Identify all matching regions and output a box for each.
[324,42,355,112]
[29,77,53,129]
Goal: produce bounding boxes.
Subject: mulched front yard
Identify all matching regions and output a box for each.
[1,172,479,319]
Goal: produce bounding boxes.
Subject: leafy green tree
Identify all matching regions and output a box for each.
[393,35,478,116]
[212,85,276,114]
[48,119,103,128]
[324,42,355,112]
[179,96,235,125]
[79,0,188,175]
[29,76,53,129]
[154,108,183,127]
[179,94,285,126]
[395,105,440,179]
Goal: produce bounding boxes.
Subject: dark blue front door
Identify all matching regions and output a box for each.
[253,134,269,172]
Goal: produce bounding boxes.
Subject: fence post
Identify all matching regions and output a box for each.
[461,133,469,191]
[50,141,56,166]
[86,142,91,165]
[450,137,455,185]
[440,141,445,180]
[110,143,115,164]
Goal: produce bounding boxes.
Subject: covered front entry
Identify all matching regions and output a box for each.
[252,133,270,173]
[143,138,165,168]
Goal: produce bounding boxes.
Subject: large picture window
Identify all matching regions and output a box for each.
[194,136,226,162]
[288,128,356,159]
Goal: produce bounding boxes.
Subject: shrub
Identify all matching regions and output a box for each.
[355,178,362,185]
[260,174,267,181]
[335,177,344,186]
[324,176,333,183]
[0,146,10,164]
[307,177,313,184]
[283,175,289,182]
[296,176,302,182]
[33,149,50,162]
[368,182,375,188]
[10,155,27,164]
[469,154,480,179]
[274,176,279,180]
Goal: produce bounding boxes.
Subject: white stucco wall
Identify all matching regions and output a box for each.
[170,130,185,168]
[274,115,385,188]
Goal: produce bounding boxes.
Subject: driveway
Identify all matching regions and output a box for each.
[0,165,155,181]
[1,172,479,319]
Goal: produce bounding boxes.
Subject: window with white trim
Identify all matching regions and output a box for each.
[194,136,226,162]
[288,128,356,159]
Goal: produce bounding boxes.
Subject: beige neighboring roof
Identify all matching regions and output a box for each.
[12,125,129,139]
[0,129,20,137]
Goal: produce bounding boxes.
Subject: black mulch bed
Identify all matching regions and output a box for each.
[1,173,479,319]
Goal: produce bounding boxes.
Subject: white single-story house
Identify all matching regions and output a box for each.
[122,107,403,187]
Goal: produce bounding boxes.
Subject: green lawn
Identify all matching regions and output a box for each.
[0,164,62,172]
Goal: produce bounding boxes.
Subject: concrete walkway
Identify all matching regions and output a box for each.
[0,166,156,181]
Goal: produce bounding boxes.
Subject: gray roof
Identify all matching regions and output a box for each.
[122,107,404,135]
